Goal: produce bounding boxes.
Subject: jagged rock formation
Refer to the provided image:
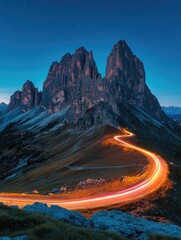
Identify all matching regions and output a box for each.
[105,40,164,120]
[9,90,22,111]
[40,47,103,122]
[8,40,168,127]
[9,80,41,112]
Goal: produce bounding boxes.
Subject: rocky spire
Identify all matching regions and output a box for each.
[9,90,22,111]
[41,47,100,112]
[105,40,164,119]
[9,80,41,112]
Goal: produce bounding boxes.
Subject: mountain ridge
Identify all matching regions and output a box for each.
[162,106,181,115]
[162,106,181,125]
[7,40,172,132]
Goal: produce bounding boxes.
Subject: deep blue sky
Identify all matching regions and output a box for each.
[0,0,180,106]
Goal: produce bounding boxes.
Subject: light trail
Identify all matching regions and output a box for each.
[0,129,168,210]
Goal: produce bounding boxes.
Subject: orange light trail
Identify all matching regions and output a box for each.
[0,129,168,210]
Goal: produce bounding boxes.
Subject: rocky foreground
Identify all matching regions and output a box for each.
[1,202,181,240]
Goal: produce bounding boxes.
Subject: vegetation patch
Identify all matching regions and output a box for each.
[0,204,122,240]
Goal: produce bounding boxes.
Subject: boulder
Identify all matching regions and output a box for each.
[91,210,181,240]
[23,202,86,226]
[51,188,60,194]
[22,203,181,239]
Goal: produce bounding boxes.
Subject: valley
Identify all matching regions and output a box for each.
[0,129,168,210]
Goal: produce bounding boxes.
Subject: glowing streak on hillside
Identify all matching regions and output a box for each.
[0,129,168,209]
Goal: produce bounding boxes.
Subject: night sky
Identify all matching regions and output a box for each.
[0,0,181,106]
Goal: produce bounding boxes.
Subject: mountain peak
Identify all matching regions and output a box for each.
[9,80,41,112]
[112,40,133,55]
[0,102,7,106]
[75,46,88,54]
[116,39,129,47]
[61,53,72,62]
[23,80,34,86]
[8,40,166,123]
[106,40,137,79]
[41,45,99,112]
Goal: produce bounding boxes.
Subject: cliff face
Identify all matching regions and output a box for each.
[106,40,146,105]
[105,40,164,120]
[9,90,22,111]
[40,47,105,121]
[9,80,41,112]
[8,40,166,126]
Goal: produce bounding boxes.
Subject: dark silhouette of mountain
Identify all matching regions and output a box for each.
[162,106,181,115]
[162,106,181,125]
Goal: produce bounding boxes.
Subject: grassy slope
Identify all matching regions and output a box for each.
[0,125,147,193]
[0,204,122,240]
[1,123,180,227]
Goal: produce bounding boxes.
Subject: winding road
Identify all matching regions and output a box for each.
[0,129,168,210]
